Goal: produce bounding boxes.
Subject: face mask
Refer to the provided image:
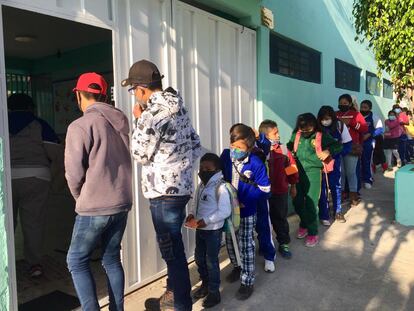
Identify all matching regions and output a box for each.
[198,171,217,185]
[394,108,402,114]
[321,119,332,127]
[360,111,370,116]
[269,139,280,146]
[301,130,314,138]
[230,148,248,161]
[388,116,396,121]
[338,105,350,113]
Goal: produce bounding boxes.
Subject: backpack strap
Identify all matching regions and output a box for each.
[315,132,323,153]
[293,131,302,153]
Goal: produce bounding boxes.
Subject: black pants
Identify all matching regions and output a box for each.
[268,193,291,245]
[373,135,386,166]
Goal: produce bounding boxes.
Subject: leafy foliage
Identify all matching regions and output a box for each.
[353,0,414,99]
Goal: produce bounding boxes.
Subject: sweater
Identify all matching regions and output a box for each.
[336,110,368,144]
[65,102,132,216]
[287,131,343,172]
[190,172,232,230]
[384,119,403,139]
[221,150,270,217]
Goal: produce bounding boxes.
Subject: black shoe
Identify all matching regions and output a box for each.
[278,244,292,259]
[236,284,254,300]
[202,292,221,308]
[192,283,209,299]
[225,267,241,283]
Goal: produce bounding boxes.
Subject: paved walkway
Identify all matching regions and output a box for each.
[108,168,414,311]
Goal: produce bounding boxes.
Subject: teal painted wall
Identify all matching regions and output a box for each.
[192,0,394,141]
[0,138,10,311]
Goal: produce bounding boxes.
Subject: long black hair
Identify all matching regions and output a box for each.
[294,113,322,133]
[317,105,338,134]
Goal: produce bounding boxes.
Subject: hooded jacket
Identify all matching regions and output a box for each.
[131,87,202,199]
[64,102,132,216]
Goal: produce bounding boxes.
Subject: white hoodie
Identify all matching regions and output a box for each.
[191,172,232,231]
[132,87,202,199]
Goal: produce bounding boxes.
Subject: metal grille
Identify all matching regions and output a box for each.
[6,73,32,97]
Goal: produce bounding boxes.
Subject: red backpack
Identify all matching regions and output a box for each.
[293,131,334,173]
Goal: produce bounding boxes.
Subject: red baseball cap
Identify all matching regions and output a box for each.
[73,72,107,95]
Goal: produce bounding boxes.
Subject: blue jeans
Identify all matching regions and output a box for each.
[67,211,129,311]
[341,155,359,192]
[319,159,342,220]
[149,196,192,311]
[195,228,222,293]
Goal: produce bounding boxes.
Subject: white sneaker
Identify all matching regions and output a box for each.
[264,260,275,273]
[321,220,331,226]
[364,183,372,189]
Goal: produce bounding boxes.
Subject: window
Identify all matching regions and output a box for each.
[335,59,361,91]
[269,32,321,84]
[6,73,32,97]
[383,79,393,99]
[366,71,380,96]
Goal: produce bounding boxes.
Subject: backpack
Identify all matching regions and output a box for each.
[214,181,241,233]
[293,131,334,173]
[277,144,299,176]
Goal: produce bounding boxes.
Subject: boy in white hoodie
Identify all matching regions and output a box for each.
[186,153,231,309]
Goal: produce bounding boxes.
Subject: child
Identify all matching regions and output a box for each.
[221,123,270,300]
[186,153,231,308]
[317,106,352,226]
[384,110,402,170]
[287,113,343,247]
[336,94,368,206]
[394,105,410,165]
[258,120,299,259]
[360,100,384,189]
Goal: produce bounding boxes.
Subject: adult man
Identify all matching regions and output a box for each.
[65,73,132,311]
[8,93,60,278]
[360,100,384,189]
[122,60,201,311]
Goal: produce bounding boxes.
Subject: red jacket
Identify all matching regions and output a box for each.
[336,110,368,144]
[399,112,409,134]
[268,144,299,195]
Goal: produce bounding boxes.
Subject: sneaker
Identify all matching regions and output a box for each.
[192,283,208,299]
[144,289,174,311]
[264,260,275,273]
[225,267,241,283]
[305,235,319,247]
[236,284,254,301]
[296,227,308,239]
[397,160,402,168]
[278,244,292,259]
[29,265,43,278]
[364,183,372,189]
[321,220,331,226]
[335,213,346,223]
[202,292,221,308]
[386,167,393,172]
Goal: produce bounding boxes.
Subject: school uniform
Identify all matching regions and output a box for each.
[221,150,270,286]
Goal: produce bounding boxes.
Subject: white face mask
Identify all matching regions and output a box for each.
[321,119,333,127]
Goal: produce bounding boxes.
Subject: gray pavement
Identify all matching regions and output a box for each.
[108,168,414,311]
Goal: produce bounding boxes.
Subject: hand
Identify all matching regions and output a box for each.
[363,133,371,141]
[185,214,194,223]
[133,103,143,119]
[317,150,331,161]
[290,185,297,198]
[341,118,351,126]
[253,128,260,139]
[197,219,207,228]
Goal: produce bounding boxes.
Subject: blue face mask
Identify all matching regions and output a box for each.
[230,148,248,161]
[394,108,402,114]
[389,115,396,121]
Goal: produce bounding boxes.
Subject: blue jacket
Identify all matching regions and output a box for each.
[322,123,352,158]
[220,149,271,218]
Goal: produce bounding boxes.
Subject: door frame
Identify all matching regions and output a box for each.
[0,1,118,309]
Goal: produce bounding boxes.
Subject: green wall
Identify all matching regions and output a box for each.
[192,0,394,141]
[0,138,10,311]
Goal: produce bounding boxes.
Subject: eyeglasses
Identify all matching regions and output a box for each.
[128,85,138,95]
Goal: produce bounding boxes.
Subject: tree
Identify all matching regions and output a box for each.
[353,0,414,101]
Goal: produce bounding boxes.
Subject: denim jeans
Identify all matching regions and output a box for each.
[341,155,359,192]
[194,228,223,293]
[149,196,192,311]
[67,211,128,311]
